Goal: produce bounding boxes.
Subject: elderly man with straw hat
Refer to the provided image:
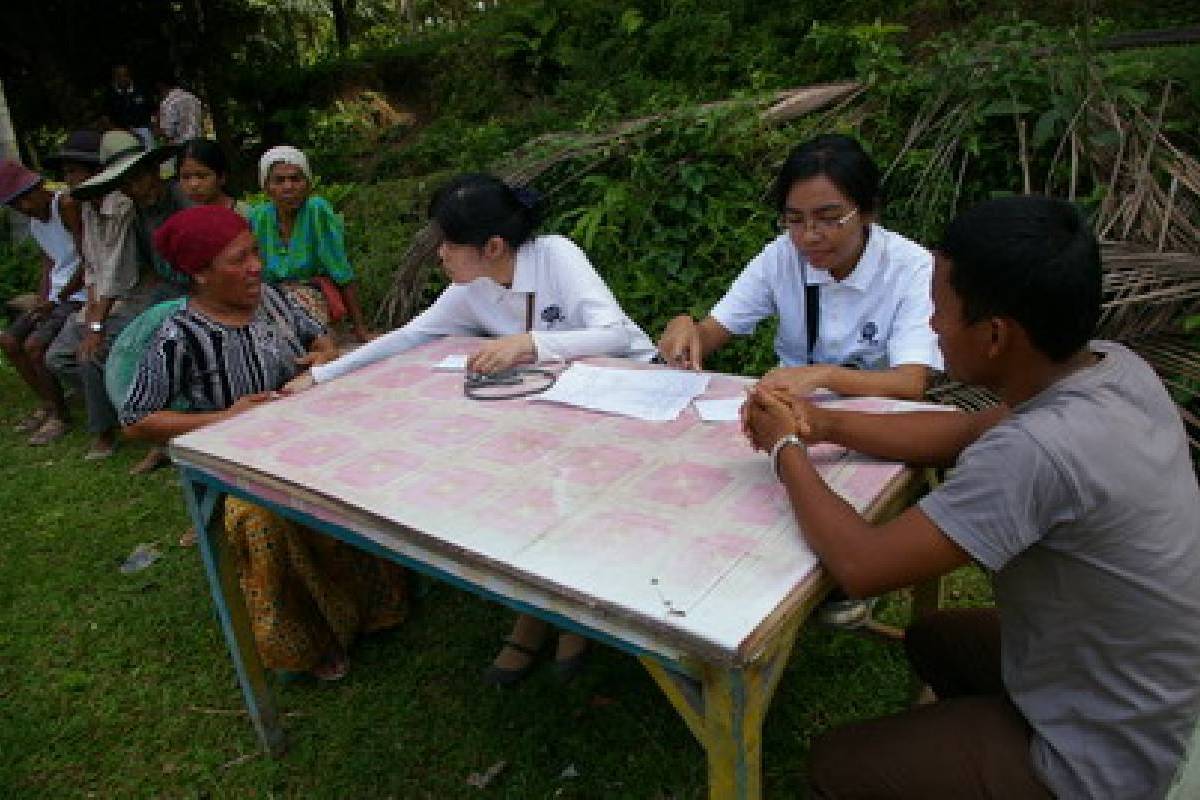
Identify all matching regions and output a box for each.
[43,130,189,460]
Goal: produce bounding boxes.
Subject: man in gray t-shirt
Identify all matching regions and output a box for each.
[742,196,1200,798]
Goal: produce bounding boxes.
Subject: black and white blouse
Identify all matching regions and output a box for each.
[120,284,324,425]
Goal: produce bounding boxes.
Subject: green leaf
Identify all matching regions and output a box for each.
[619,8,644,35]
[680,164,706,195]
[533,10,558,37]
[1032,109,1062,149]
[981,100,1033,117]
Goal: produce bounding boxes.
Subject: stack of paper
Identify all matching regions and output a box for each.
[536,363,711,421]
[432,354,469,371]
[694,395,746,422]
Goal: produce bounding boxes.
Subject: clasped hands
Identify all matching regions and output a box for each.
[741,382,828,455]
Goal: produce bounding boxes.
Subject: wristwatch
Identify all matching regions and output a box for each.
[87,320,104,333]
[770,433,805,479]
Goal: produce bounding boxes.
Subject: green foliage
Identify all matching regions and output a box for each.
[537,104,794,376]
[0,235,43,324]
[336,175,448,318]
[806,20,909,86]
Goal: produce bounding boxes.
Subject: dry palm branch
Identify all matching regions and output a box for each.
[911,80,1200,455]
[375,82,864,328]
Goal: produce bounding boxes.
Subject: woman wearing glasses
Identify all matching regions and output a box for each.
[657,134,941,400]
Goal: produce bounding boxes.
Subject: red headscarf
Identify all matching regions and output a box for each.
[153,205,249,276]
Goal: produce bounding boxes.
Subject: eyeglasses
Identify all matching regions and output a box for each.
[778,207,858,234]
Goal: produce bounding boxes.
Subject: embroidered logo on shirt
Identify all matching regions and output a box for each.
[860,321,879,344]
[541,305,565,327]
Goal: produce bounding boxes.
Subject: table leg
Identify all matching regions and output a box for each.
[181,475,286,756]
[641,628,799,800]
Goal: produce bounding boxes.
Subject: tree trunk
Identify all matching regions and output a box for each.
[0,79,28,243]
[332,0,351,50]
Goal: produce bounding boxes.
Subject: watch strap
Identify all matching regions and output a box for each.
[770,433,804,479]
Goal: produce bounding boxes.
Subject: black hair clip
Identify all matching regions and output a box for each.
[464,367,557,401]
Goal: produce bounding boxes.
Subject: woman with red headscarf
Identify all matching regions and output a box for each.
[121,205,408,681]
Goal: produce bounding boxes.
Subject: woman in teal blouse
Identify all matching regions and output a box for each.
[248,145,372,341]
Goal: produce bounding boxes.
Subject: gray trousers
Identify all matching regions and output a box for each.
[45,307,138,434]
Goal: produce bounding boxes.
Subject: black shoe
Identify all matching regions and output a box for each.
[482,637,542,687]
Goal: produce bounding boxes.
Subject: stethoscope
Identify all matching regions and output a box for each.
[463,367,558,401]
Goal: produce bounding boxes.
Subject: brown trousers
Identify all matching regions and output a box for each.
[808,609,1055,799]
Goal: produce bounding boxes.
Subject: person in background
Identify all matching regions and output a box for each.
[247,145,372,342]
[154,79,203,145]
[44,129,104,190]
[46,131,183,460]
[283,173,655,686]
[102,64,155,148]
[742,195,1200,799]
[176,138,243,214]
[121,205,407,681]
[0,158,92,445]
[658,134,941,400]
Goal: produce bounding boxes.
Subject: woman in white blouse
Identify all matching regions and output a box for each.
[284,173,653,684]
[657,134,942,400]
[285,172,653,394]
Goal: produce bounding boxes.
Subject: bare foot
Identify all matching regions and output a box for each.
[84,432,117,460]
[130,446,170,475]
[27,416,68,446]
[555,633,588,663]
[311,651,348,681]
[14,407,50,433]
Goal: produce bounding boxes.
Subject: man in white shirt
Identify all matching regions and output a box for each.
[155,80,203,145]
[0,160,90,445]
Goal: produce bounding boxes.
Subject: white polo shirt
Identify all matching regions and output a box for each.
[312,234,655,383]
[709,225,942,370]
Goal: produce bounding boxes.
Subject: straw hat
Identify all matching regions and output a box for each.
[72,131,177,199]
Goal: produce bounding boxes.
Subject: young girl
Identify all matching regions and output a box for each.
[176,138,245,214]
[285,173,655,684]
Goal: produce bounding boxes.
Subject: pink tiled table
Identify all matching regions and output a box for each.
[171,337,925,799]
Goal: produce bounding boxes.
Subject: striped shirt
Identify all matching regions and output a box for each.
[120,285,324,425]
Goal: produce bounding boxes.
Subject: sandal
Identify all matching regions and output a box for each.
[14,408,49,433]
[27,417,68,446]
[482,637,543,687]
[83,438,116,460]
[178,528,197,548]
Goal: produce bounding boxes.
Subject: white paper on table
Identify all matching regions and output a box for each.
[535,363,711,421]
[432,354,469,371]
[694,395,746,422]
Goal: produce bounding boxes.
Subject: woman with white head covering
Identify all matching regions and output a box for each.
[247,145,372,341]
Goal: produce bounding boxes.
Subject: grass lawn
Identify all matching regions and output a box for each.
[0,361,993,799]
